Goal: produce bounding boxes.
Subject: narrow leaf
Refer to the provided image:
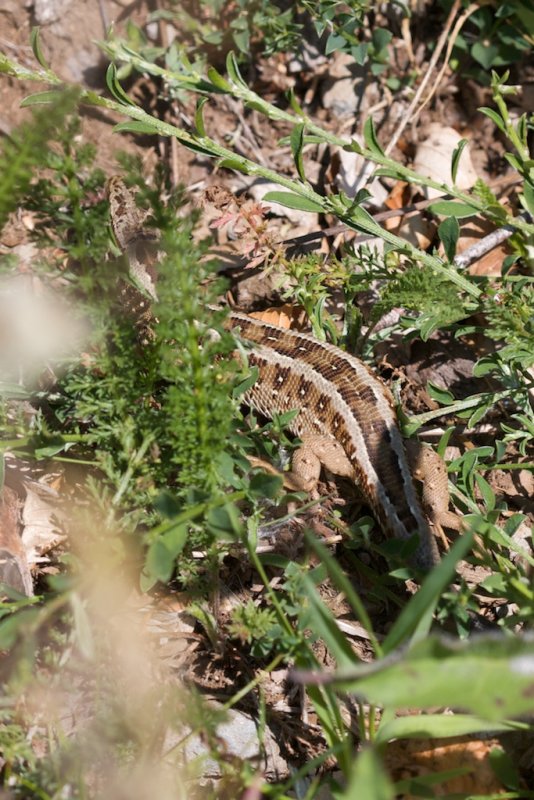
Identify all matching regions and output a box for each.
[105,63,135,106]
[474,472,496,512]
[30,27,50,70]
[194,96,208,137]
[438,216,460,261]
[262,191,324,213]
[287,88,305,118]
[376,713,520,744]
[217,157,249,173]
[363,117,385,157]
[207,66,231,92]
[290,123,306,182]
[429,200,479,218]
[113,120,160,135]
[226,51,245,86]
[20,91,63,107]
[300,575,358,669]
[451,138,468,184]
[522,182,534,217]
[345,748,394,800]
[479,107,507,136]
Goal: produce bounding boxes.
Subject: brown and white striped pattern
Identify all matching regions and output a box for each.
[226,311,439,569]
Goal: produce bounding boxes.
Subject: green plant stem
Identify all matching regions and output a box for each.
[405,388,522,430]
[8,50,524,300]
[98,43,534,241]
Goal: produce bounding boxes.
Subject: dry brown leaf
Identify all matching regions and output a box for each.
[458,215,511,276]
[249,305,306,329]
[384,181,435,250]
[21,481,66,565]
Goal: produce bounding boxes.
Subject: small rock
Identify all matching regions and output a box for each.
[413,124,478,199]
[33,0,72,25]
[321,53,366,116]
[170,703,290,781]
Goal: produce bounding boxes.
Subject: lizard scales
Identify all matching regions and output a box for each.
[227,311,439,569]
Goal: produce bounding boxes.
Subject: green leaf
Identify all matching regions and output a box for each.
[216,157,249,173]
[504,152,523,173]
[207,65,231,92]
[145,539,173,583]
[451,138,468,184]
[290,123,306,182]
[226,51,246,87]
[105,62,136,106]
[345,747,394,800]
[233,366,259,398]
[479,106,507,136]
[375,713,520,745]
[489,747,521,790]
[426,382,455,405]
[363,117,385,157]
[34,438,73,458]
[373,166,406,180]
[262,192,324,213]
[347,139,364,156]
[20,91,64,107]
[248,472,283,500]
[471,42,499,69]
[30,27,50,70]
[467,401,491,427]
[325,33,347,55]
[522,182,534,217]
[351,42,369,65]
[287,88,305,118]
[232,28,250,53]
[429,200,479,218]
[206,502,243,538]
[438,216,459,261]
[194,96,208,137]
[113,120,160,136]
[332,632,534,720]
[474,472,496,512]
[145,523,187,583]
[371,28,392,53]
[0,609,39,649]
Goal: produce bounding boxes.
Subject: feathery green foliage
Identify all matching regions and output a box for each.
[0,88,79,231]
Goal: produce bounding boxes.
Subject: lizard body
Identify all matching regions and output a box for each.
[226,311,441,569]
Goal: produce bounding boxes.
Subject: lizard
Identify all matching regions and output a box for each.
[108,176,461,570]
